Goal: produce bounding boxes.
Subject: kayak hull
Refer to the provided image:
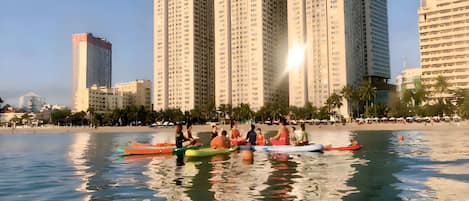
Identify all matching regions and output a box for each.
[185,147,236,157]
[324,144,361,151]
[240,144,323,153]
[121,145,202,155]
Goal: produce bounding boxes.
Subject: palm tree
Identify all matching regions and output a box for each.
[434,75,450,103]
[341,86,354,116]
[360,80,377,117]
[413,86,427,106]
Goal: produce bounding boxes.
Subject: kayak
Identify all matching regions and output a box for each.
[324,144,361,151]
[130,142,174,149]
[119,145,202,155]
[185,147,237,157]
[239,144,323,153]
[122,147,173,155]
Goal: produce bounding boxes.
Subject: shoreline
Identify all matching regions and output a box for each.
[1,121,468,134]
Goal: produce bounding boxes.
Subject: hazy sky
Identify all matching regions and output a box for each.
[0,0,420,106]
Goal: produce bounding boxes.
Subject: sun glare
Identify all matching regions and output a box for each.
[287,45,305,71]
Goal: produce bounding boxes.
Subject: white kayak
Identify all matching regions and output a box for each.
[240,144,324,153]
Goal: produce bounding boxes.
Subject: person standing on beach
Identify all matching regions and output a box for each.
[246,124,257,145]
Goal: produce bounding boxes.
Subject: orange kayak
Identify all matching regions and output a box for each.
[130,142,174,149]
[324,144,362,151]
[123,147,174,155]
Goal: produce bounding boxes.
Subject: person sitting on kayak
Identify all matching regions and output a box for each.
[185,123,203,146]
[290,127,298,145]
[175,123,191,148]
[246,124,257,145]
[256,128,266,145]
[211,130,230,149]
[230,121,246,146]
[350,140,359,146]
[296,123,309,145]
[210,124,218,140]
[270,120,290,146]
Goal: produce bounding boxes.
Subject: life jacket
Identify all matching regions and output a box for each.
[256,134,266,145]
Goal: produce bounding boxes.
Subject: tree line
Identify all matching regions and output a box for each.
[3,75,469,127]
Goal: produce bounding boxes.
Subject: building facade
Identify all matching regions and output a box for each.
[115,80,152,111]
[396,67,422,94]
[74,85,123,113]
[72,33,112,112]
[18,92,44,113]
[214,0,288,111]
[287,0,390,116]
[153,0,214,111]
[419,0,469,99]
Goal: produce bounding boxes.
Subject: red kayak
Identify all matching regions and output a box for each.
[130,142,174,149]
[324,144,362,151]
[123,147,174,155]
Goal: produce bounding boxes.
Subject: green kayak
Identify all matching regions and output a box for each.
[116,145,204,155]
[185,147,237,157]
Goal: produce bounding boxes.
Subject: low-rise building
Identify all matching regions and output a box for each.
[396,67,422,94]
[115,80,152,110]
[74,85,123,112]
[74,80,152,113]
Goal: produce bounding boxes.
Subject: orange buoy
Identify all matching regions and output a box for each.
[241,150,253,161]
[399,135,404,141]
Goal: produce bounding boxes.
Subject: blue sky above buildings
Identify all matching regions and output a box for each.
[0,0,420,106]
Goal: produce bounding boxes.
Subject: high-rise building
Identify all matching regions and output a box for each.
[214,0,288,111]
[287,0,390,116]
[115,80,152,111]
[419,0,469,99]
[72,33,112,112]
[153,0,214,111]
[19,92,44,113]
[363,0,391,81]
[396,67,422,94]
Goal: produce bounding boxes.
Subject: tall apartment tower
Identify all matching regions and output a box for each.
[214,0,288,111]
[153,0,214,111]
[288,0,390,116]
[71,33,112,112]
[419,0,469,99]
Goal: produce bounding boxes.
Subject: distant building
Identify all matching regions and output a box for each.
[287,0,390,117]
[74,80,152,113]
[115,80,152,111]
[396,67,422,94]
[419,0,469,99]
[153,0,214,111]
[19,92,44,113]
[214,0,288,111]
[74,85,123,112]
[40,104,67,112]
[72,33,112,112]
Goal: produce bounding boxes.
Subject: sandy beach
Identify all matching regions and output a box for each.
[1,121,468,134]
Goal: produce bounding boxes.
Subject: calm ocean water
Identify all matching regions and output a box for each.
[0,129,468,201]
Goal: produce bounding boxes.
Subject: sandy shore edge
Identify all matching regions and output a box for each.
[1,121,468,134]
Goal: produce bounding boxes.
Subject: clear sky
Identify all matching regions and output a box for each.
[0,0,421,107]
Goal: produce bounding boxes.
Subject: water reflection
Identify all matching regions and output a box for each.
[67,133,93,201]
